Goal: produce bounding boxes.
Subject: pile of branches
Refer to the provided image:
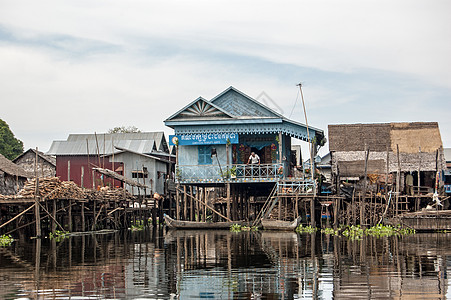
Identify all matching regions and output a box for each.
[84,186,136,202]
[0,177,136,202]
[16,177,85,200]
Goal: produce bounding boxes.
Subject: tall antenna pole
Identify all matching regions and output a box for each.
[297,83,315,183]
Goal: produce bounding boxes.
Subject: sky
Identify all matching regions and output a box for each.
[1,0,450,157]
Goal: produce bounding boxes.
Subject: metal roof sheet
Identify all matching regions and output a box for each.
[47,139,156,156]
[47,132,169,155]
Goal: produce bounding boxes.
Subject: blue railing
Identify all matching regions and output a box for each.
[175,163,284,183]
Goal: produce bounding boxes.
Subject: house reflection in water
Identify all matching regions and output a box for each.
[0,231,449,299]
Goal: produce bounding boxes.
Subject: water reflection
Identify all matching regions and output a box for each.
[0,229,450,299]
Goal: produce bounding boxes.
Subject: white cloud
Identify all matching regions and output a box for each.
[0,0,450,152]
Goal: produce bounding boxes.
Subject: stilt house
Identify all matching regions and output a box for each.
[13,148,56,178]
[47,132,172,195]
[164,86,324,221]
[328,122,445,197]
[444,148,451,194]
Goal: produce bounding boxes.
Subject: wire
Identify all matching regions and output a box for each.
[289,89,300,118]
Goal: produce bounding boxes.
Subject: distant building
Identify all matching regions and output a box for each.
[328,122,445,195]
[13,148,56,178]
[444,148,451,194]
[0,153,30,195]
[47,132,173,195]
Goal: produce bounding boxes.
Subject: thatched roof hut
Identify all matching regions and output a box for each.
[0,153,30,195]
[328,122,444,179]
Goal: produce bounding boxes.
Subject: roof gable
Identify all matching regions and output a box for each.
[13,148,56,166]
[210,86,282,118]
[165,97,234,121]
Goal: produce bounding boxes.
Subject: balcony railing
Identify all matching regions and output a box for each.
[175,163,284,183]
[277,180,316,196]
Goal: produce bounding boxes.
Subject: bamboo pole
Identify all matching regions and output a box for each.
[175,187,232,222]
[396,144,401,215]
[226,183,231,220]
[361,146,370,226]
[34,147,41,238]
[0,203,35,230]
[183,185,187,220]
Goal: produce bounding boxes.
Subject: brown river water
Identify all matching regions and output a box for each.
[0,229,450,299]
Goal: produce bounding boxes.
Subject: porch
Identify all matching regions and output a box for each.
[176,163,285,184]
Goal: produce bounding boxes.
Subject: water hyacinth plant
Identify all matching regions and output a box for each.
[321,227,339,235]
[49,230,69,242]
[0,234,14,247]
[295,224,317,234]
[230,224,258,232]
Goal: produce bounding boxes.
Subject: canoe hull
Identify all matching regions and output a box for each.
[261,217,300,231]
[164,215,241,230]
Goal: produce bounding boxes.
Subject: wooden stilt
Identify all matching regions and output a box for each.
[183,185,187,220]
[81,202,85,231]
[34,148,41,238]
[190,186,194,221]
[226,183,231,220]
[176,185,180,220]
[68,200,73,232]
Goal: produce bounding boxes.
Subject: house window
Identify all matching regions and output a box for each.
[198,145,212,165]
[132,167,148,178]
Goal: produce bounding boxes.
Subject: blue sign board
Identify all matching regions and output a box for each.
[169,133,239,146]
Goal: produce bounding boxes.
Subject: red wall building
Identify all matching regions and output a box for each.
[56,156,124,189]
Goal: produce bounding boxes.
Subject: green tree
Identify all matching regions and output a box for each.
[107,126,141,134]
[0,119,24,160]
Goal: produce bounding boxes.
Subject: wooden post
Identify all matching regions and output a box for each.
[310,197,315,227]
[396,144,401,216]
[417,147,421,210]
[190,186,194,221]
[183,185,187,220]
[68,199,73,232]
[52,199,57,232]
[295,194,299,218]
[203,188,207,222]
[81,202,85,232]
[91,200,96,231]
[239,186,244,220]
[176,185,180,220]
[361,146,370,226]
[67,160,71,181]
[81,166,84,188]
[226,183,231,220]
[278,132,283,164]
[34,147,41,238]
[333,197,339,230]
[351,189,356,225]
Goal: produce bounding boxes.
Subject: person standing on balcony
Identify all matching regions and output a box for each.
[247,152,260,165]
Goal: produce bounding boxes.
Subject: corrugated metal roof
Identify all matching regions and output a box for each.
[47,138,157,156]
[47,132,169,156]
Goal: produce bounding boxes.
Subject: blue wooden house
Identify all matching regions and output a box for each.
[164,86,324,222]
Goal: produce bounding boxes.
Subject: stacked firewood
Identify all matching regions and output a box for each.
[84,187,136,202]
[0,177,136,202]
[16,177,61,198]
[15,177,85,200]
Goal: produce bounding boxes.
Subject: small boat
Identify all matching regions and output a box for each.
[164,214,243,230]
[261,216,301,231]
